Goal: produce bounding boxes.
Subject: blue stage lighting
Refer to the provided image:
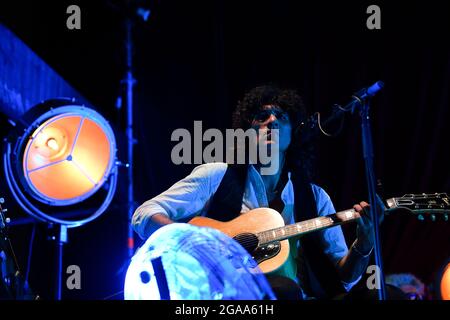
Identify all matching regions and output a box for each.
[124,223,275,300]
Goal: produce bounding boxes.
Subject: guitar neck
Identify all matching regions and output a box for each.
[256,192,449,244]
[257,208,361,244]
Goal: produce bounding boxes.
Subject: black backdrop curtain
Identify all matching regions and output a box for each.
[0,0,448,299]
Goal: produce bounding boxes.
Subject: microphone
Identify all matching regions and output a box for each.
[295,81,384,145]
[351,81,384,103]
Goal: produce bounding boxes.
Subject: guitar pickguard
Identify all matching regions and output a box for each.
[232,233,282,265]
[251,242,281,264]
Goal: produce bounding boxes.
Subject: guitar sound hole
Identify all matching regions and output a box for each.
[233,233,259,253]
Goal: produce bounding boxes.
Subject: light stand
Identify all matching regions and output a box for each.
[123,16,136,259]
[0,197,37,299]
[49,224,67,300]
[115,1,151,260]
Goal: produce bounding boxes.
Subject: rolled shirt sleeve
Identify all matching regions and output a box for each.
[132,163,227,239]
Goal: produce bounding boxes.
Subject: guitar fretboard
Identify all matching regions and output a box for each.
[256,209,361,244]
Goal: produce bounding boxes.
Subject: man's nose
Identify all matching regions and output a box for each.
[266,114,279,129]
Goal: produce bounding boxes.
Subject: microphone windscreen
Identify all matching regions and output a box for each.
[367,81,385,96]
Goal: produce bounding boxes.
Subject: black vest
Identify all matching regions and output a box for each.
[207,164,345,299]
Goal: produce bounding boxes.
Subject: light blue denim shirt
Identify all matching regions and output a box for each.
[132,162,361,295]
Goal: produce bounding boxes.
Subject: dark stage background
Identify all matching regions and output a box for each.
[0,0,449,299]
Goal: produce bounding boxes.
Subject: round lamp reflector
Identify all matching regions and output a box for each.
[22,107,116,206]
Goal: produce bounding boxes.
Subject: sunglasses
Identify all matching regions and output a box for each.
[252,109,290,123]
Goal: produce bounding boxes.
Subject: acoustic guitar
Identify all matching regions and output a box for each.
[189,193,450,280]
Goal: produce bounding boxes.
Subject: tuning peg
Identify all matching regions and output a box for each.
[444,214,448,222]
[417,214,425,221]
[430,214,436,222]
[0,198,4,204]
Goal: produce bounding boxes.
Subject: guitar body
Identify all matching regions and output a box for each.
[189,208,298,280]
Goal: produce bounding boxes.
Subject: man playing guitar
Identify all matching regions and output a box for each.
[132,85,375,299]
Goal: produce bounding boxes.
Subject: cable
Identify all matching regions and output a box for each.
[25,223,36,285]
[316,110,346,138]
[102,290,124,300]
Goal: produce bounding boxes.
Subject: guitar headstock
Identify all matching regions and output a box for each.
[386,193,450,222]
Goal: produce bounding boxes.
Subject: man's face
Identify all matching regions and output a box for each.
[251,104,292,153]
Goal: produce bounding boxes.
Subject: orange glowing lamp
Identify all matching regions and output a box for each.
[23,112,115,205]
[440,263,450,300]
[4,99,117,226]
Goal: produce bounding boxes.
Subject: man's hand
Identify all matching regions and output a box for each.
[353,201,375,255]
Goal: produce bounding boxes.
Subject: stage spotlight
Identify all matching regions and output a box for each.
[23,109,114,205]
[3,98,118,227]
[2,98,118,299]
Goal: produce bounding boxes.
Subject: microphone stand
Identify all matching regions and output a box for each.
[354,93,387,300]
[298,81,387,299]
[296,81,386,300]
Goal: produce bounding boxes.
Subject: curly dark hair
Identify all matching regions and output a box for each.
[232,84,316,182]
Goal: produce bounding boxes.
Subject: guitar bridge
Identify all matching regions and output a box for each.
[252,242,281,264]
